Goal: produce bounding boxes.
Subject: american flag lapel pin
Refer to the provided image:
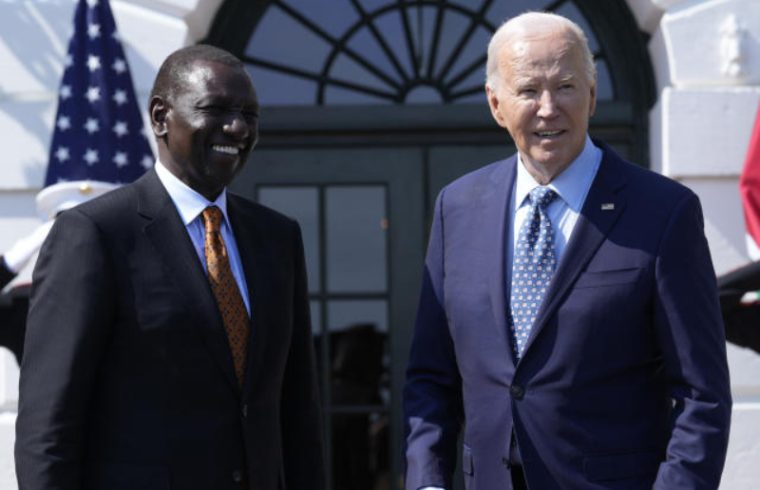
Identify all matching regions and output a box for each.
[601,203,615,211]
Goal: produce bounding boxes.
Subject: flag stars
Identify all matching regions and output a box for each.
[48,0,153,186]
[84,118,100,134]
[87,23,101,40]
[87,55,101,72]
[56,115,71,131]
[113,152,128,168]
[112,58,126,74]
[55,147,70,163]
[86,86,100,103]
[84,149,99,166]
[112,89,127,105]
[113,121,128,137]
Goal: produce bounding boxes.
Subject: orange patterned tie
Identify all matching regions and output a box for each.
[202,206,249,387]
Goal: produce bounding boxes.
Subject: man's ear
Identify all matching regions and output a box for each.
[150,96,168,138]
[485,83,506,128]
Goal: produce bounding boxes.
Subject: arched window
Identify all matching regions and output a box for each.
[211,0,621,106]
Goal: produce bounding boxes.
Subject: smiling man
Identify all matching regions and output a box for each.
[404,12,731,490]
[16,45,325,490]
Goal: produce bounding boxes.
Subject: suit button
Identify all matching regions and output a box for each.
[241,404,248,419]
[510,384,524,400]
[232,470,243,483]
[501,456,510,468]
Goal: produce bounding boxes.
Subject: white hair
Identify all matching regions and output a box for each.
[485,11,597,90]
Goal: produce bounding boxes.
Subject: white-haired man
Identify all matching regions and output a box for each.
[404,11,731,490]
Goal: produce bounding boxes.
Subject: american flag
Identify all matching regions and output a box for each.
[45,0,153,186]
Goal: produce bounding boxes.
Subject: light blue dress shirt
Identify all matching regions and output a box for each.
[154,161,251,315]
[509,136,602,268]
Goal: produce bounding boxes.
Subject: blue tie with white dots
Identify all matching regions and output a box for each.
[510,186,558,360]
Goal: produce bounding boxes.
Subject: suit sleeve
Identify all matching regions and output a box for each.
[652,193,732,489]
[404,190,463,490]
[280,222,326,490]
[15,209,114,490]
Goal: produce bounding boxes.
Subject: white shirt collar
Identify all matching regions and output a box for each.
[514,136,600,211]
[154,159,231,227]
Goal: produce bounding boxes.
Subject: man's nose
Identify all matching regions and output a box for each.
[536,90,559,118]
[223,112,250,140]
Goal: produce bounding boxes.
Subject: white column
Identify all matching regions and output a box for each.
[627,0,760,487]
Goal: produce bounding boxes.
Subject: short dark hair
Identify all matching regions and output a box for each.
[150,44,245,102]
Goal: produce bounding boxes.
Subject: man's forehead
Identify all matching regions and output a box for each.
[183,60,216,86]
[501,34,580,70]
[174,59,254,98]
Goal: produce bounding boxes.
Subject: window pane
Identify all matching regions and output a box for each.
[329,53,395,93]
[246,5,331,73]
[326,187,387,293]
[284,0,360,38]
[596,59,614,101]
[328,300,388,333]
[310,300,322,336]
[258,186,321,293]
[247,66,318,106]
[327,320,389,490]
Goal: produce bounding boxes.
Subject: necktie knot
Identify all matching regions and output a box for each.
[202,206,223,233]
[529,187,557,210]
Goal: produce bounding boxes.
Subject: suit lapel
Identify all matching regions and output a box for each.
[137,170,239,394]
[226,196,269,396]
[520,148,628,358]
[485,157,519,368]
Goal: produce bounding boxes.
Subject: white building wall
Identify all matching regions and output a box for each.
[0,0,757,487]
[631,0,760,487]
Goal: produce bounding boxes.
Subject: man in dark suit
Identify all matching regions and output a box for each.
[404,12,731,490]
[16,45,324,490]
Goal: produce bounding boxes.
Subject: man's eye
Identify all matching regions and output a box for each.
[519,88,537,96]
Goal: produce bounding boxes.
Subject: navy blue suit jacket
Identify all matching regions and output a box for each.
[404,143,731,490]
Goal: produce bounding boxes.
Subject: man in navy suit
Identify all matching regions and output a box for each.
[404,12,732,490]
[16,45,324,489]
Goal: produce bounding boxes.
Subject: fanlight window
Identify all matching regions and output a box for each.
[243,0,614,105]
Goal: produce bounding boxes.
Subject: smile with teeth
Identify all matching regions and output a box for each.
[535,130,563,137]
[212,144,240,155]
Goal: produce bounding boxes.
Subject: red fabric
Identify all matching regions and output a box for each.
[739,103,760,257]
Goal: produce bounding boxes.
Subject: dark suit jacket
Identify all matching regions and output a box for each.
[404,143,732,490]
[0,257,26,363]
[0,257,15,290]
[15,169,325,490]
